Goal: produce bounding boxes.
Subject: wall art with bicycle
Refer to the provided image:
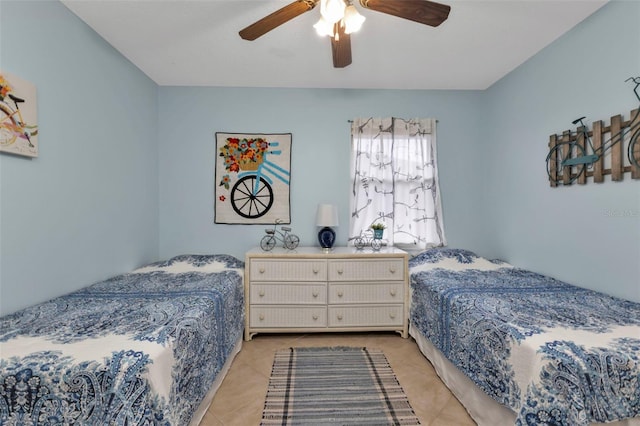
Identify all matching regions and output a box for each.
[0,70,38,158]
[546,77,640,186]
[215,132,291,224]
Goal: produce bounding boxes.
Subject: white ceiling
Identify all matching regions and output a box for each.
[61,0,608,90]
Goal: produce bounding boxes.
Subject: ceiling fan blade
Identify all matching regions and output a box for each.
[359,0,450,27]
[331,24,352,68]
[239,0,317,41]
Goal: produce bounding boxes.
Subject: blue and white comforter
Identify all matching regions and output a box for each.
[0,254,244,425]
[409,248,640,425]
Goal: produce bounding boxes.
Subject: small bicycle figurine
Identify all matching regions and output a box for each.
[353,229,382,251]
[260,219,300,251]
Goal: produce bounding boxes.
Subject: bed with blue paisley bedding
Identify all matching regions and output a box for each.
[409,248,640,426]
[0,254,244,426]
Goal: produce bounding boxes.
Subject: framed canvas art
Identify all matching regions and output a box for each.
[215,132,292,224]
[0,70,38,158]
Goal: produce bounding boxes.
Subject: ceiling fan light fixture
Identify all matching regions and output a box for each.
[320,0,346,24]
[238,0,451,68]
[343,4,365,34]
[313,17,335,37]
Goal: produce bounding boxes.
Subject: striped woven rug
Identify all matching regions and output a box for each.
[261,346,420,425]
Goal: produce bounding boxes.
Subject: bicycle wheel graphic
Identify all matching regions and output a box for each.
[0,104,17,146]
[260,235,276,251]
[284,234,300,250]
[546,142,586,184]
[628,129,640,169]
[231,175,274,219]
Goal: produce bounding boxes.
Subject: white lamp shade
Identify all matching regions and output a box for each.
[343,5,365,34]
[320,0,346,24]
[313,17,335,37]
[316,204,339,227]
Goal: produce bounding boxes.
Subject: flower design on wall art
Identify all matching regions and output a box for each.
[0,70,39,158]
[214,132,291,224]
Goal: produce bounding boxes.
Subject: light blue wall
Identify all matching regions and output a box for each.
[1,0,637,317]
[157,88,484,260]
[157,1,639,302]
[480,0,640,302]
[0,1,159,315]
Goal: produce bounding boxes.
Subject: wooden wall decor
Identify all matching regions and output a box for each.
[547,78,640,187]
[547,108,640,186]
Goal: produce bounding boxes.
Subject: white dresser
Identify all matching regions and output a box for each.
[244,246,409,340]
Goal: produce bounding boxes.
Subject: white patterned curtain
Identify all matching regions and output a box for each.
[349,117,446,250]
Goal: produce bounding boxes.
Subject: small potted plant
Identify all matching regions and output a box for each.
[370,222,386,239]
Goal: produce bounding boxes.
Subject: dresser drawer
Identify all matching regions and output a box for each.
[245,247,409,340]
[328,282,403,304]
[250,306,327,328]
[328,305,404,327]
[250,259,327,281]
[328,259,404,281]
[251,283,327,304]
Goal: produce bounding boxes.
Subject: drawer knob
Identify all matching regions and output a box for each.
[259,267,265,274]
[389,313,396,319]
[390,289,397,296]
[337,291,343,297]
[389,267,396,273]
[337,314,343,320]
[259,290,265,297]
[259,314,265,321]
[312,315,319,321]
[312,292,319,298]
[337,269,343,275]
[313,268,319,274]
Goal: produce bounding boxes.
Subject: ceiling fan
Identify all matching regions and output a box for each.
[239,0,451,68]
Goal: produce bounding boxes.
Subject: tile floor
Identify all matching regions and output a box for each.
[201,332,476,425]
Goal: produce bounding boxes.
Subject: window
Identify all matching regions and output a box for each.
[349,117,446,250]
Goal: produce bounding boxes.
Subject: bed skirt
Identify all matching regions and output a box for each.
[409,324,640,426]
[191,336,242,425]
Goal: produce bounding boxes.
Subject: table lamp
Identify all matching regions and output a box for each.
[316,204,338,252]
